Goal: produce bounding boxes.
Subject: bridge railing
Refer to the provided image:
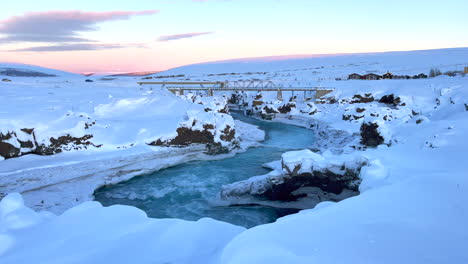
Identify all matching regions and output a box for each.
[137,81,334,100]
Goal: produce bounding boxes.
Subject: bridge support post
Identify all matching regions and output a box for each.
[179,89,184,96]
[277,89,283,101]
[208,89,213,96]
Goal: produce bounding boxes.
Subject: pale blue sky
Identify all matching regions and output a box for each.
[0,0,466,73]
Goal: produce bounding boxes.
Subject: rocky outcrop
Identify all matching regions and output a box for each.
[221,150,366,207]
[0,129,99,160]
[360,122,384,147]
[379,94,402,106]
[149,112,239,155]
[277,103,296,114]
[349,94,375,104]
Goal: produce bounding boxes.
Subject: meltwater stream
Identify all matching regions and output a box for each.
[94,112,315,228]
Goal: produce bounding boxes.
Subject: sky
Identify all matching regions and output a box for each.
[0,0,466,74]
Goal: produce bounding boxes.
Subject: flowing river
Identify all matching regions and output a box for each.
[94,112,315,228]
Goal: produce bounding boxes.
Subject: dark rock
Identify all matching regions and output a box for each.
[262,106,279,114]
[356,108,366,113]
[85,79,94,82]
[220,125,235,142]
[278,103,296,114]
[228,92,244,104]
[0,132,21,159]
[205,142,231,155]
[379,94,402,106]
[151,127,214,146]
[360,122,384,147]
[218,105,229,114]
[252,100,264,107]
[2,78,12,82]
[316,97,337,104]
[262,170,361,201]
[0,129,98,159]
[350,94,374,104]
[203,124,214,130]
[36,134,96,155]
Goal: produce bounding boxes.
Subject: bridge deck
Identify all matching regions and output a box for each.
[137,81,334,99]
[165,87,332,92]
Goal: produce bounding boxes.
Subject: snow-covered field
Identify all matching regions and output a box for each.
[0,64,262,212]
[1,48,468,263]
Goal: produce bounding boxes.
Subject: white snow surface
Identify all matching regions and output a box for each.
[0,193,245,264]
[0,65,264,213]
[2,48,468,263]
[281,149,367,175]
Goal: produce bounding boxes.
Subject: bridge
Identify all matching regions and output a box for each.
[137,81,334,100]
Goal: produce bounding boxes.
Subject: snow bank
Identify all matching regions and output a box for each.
[0,193,245,264]
[281,149,367,176]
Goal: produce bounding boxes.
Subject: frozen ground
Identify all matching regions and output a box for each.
[1,48,468,263]
[0,64,262,212]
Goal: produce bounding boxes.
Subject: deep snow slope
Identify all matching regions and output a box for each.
[1,48,468,263]
[155,48,468,83]
[0,64,250,213]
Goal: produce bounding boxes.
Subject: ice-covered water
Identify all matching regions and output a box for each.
[94,112,315,228]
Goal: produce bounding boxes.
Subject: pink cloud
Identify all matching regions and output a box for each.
[0,10,159,43]
[158,32,214,42]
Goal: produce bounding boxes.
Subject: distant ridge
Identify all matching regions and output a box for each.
[0,63,78,77]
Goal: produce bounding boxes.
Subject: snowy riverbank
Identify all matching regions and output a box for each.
[0,66,265,213]
[1,48,468,263]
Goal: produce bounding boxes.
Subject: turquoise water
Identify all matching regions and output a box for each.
[94,112,315,228]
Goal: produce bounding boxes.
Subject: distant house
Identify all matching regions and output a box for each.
[464,67,468,74]
[363,73,382,80]
[382,72,393,79]
[348,73,362,80]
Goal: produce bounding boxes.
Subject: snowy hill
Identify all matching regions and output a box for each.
[0,65,250,212]
[154,47,468,83]
[0,63,79,78]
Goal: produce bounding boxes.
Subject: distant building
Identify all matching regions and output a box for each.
[363,73,382,80]
[348,73,362,80]
[382,72,393,79]
[464,67,468,74]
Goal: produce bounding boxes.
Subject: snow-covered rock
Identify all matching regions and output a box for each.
[220,150,366,207]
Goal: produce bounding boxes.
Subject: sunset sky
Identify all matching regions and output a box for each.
[0,0,466,74]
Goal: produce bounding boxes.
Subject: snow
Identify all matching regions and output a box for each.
[0,64,265,213]
[2,48,468,263]
[0,193,245,264]
[281,149,367,175]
